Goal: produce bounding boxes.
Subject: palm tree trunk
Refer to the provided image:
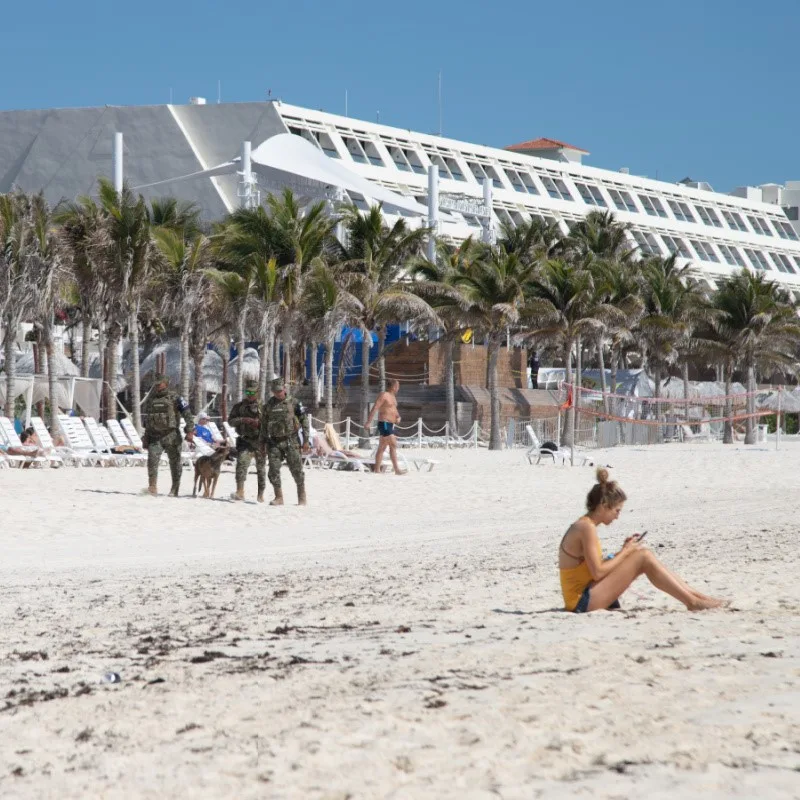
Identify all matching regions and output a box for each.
[653,366,662,444]
[723,362,734,444]
[4,315,17,419]
[310,339,319,412]
[130,309,142,431]
[107,331,121,423]
[488,336,501,450]
[682,360,691,423]
[80,316,91,378]
[33,339,45,420]
[179,327,190,400]
[192,342,205,414]
[282,333,291,384]
[377,325,386,392]
[744,361,756,444]
[97,324,106,420]
[572,335,582,450]
[444,337,457,434]
[221,353,229,422]
[597,335,609,415]
[235,319,245,403]
[325,337,334,423]
[265,325,275,383]
[360,332,370,442]
[259,337,269,400]
[44,316,60,433]
[272,332,280,381]
[560,339,573,447]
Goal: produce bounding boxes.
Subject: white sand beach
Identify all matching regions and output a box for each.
[0,443,798,799]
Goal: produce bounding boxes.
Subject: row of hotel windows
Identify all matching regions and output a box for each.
[286,122,798,244]
[630,229,799,274]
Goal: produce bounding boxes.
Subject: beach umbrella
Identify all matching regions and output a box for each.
[16,350,79,376]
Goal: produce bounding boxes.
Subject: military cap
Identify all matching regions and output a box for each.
[244,378,259,391]
[270,378,286,393]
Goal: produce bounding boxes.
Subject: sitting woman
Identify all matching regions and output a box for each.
[559,469,727,612]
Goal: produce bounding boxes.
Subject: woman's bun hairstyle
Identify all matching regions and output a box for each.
[587,468,626,512]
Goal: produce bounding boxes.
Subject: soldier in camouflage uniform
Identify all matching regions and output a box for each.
[261,378,310,506]
[229,378,266,502]
[142,373,195,496]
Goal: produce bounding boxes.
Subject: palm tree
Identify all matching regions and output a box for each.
[152,228,213,403]
[302,261,362,422]
[698,270,800,443]
[251,255,282,399]
[456,246,541,449]
[1,192,38,418]
[149,196,202,240]
[55,196,107,377]
[27,193,66,432]
[635,255,699,402]
[568,211,637,411]
[95,178,152,429]
[205,265,254,406]
[337,205,433,433]
[526,256,621,447]
[498,217,564,261]
[410,238,478,434]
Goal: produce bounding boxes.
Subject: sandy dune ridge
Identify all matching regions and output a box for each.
[0,444,798,798]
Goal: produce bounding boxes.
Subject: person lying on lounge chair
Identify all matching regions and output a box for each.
[558,468,728,613]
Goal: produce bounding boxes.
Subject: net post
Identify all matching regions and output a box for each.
[417,417,423,449]
[445,420,450,449]
[345,417,351,450]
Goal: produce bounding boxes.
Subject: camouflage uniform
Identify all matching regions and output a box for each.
[229,381,265,498]
[143,375,194,495]
[261,378,310,504]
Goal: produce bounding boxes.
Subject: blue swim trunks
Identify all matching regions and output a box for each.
[377,421,394,437]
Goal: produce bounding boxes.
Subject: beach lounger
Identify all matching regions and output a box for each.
[105,420,148,465]
[57,416,116,466]
[222,422,238,447]
[29,416,70,467]
[0,417,47,468]
[525,425,591,466]
[680,423,713,443]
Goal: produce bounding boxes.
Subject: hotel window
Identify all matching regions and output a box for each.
[430,155,453,180]
[668,200,695,223]
[342,136,368,164]
[317,132,340,159]
[444,157,466,181]
[575,181,607,207]
[771,219,799,240]
[519,172,539,195]
[794,256,800,272]
[690,240,719,262]
[482,165,503,189]
[638,194,668,218]
[718,244,746,267]
[403,149,426,174]
[387,146,411,172]
[356,139,384,167]
[721,210,748,231]
[743,248,771,271]
[694,205,722,227]
[747,215,774,237]
[631,229,660,256]
[661,235,693,258]
[505,169,527,193]
[608,189,638,213]
[772,253,796,273]
[540,176,573,201]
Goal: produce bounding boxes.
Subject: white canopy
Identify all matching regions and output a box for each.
[134,133,430,217]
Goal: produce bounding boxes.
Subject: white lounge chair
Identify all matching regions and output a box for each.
[680,423,713,443]
[0,417,47,468]
[222,421,238,447]
[206,421,227,444]
[29,416,69,467]
[525,424,592,466]
[57,416,115,466]
[105,420,148,465]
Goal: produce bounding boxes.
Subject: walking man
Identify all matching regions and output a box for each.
[142,373,195,496]
[365,378,405,474]
[229,379,266,502]
[261,378,310,506]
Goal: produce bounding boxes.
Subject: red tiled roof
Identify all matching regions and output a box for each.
[505,137,589,154]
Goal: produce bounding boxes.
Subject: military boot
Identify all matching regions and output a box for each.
[270,488,284,506]
[231,485,245,502]
[256,491,265,503]
[297,484,307,506]
[147,481,158,496]
[168,482,180,498]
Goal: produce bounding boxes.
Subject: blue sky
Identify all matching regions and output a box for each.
[3,0,798,190]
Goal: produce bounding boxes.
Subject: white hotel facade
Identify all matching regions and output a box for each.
[2,98,800,295]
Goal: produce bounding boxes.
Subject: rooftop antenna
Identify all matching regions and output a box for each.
[169,87,173,105]
[377,110,380,124]
[437,70,442,136]
[217,79,221,104]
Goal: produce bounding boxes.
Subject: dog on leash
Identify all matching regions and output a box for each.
[192,445,231,499]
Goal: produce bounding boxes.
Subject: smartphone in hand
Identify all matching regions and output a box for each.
[635,531,648,542]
